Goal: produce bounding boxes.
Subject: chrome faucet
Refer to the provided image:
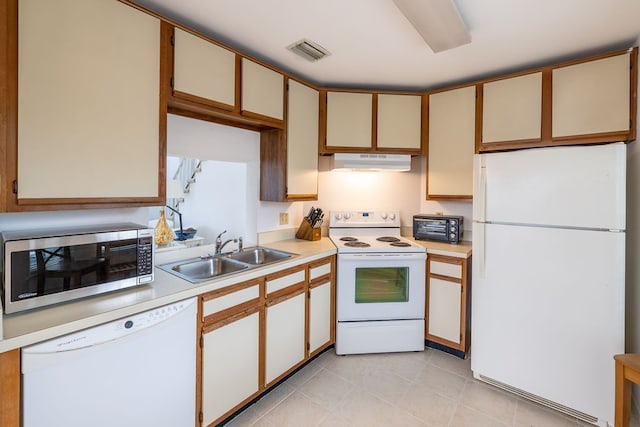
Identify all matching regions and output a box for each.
[215,230,242,254]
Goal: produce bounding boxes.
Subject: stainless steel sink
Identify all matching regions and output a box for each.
[158,246,295,284]
[225,247,293,265]
[159,256,249,283]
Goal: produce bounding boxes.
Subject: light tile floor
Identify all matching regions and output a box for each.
[225,348,639,427]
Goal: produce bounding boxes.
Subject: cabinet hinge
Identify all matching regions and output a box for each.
[307,342,310,351]
[170,77,174,89]
[12,180,17,194]
[199,411,203,423]
[170,35,175,46]
[199,336,203,348]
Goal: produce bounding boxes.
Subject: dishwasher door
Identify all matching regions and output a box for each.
[22,297,197,427]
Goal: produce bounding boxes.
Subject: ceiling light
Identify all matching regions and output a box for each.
[392,0,471,53]
[287,39,331,62]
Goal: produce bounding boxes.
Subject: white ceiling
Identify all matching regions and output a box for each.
[133,0,640,91]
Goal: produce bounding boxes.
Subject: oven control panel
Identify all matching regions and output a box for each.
[331,211,401,228]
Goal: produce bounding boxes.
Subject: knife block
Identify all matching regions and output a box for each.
[295,218,321,241]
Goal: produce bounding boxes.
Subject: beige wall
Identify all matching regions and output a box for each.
[627,39,640,410]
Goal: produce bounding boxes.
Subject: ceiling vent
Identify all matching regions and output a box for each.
[287,39,331,62]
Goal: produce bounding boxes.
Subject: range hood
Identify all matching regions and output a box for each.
[330,153,412,172]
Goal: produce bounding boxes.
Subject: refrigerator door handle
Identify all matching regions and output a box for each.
[477,223,486,278]
[473,155,486,222]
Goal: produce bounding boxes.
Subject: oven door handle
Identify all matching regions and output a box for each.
[338,253,426,261]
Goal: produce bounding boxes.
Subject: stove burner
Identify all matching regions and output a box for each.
[390,242,412,247]
[344,241,370,248]
[339,237,358,242]
[376,236,401,243]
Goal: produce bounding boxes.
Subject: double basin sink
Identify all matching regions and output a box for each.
[158,247,295,283]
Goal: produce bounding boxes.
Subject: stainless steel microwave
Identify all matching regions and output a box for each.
[2,223,154,314]
[413,214,464,244]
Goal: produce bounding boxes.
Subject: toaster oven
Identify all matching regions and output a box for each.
[413,214,463,244]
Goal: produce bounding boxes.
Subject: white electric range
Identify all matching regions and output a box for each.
[329,210,426,355]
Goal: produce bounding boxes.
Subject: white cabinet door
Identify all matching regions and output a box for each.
[17,0,160,199]
[287,80,319,196]
[427,86,475,198]
[482,72,542,143]
[326,92,373,149]
[552,52,631,138]
[377,94,422,150]
[309,281,332,354]
[202,312,259,426]
[428,278,461,344]
[173,28,236,107]
[241,58,284,120]
[265,293,305,384]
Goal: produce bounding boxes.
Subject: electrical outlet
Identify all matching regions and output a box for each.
[435,211,444,216]
[279,212,289,225]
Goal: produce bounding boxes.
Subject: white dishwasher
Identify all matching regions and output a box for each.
[22,297,197,427]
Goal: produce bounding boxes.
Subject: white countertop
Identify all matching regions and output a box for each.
[0,236,471,352]
[0,238,337,352]
[411,238,472,258]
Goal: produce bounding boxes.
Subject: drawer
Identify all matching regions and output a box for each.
[266,267,305,294]
[309,262,331,281]
[202,285,260,318]
[430,260,462,279]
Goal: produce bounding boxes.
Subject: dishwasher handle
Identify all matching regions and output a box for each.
[22,298,196,355]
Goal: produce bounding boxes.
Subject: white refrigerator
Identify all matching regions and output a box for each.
[471,143,626,426]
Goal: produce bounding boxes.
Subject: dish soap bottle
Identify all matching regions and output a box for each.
[154,210,174,246]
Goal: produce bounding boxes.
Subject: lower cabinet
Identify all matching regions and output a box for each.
[308,257,335,356]
[199,279,262,426]
[198,255,335,426]
[265,292,306,385]
[425,254,471,358]
[201,311,260,426]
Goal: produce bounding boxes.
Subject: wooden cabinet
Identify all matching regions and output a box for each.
[476,48,637,153]
[286,80,319,198]
[3,0,164,210]
[264,266,306,385]
[241,58,284,123]
[426,254,471,358]
[377,94,423,151]
[479,72,543,149]
[321,91,424,154]
[173,27,236,110]
[552,50,635,142]
[307,257,335,356]
[426,86,475,200]
[260,79,319,202]
[199,280,262,426]
[324,91,373,150]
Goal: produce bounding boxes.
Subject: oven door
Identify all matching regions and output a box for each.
[337,252,426,321]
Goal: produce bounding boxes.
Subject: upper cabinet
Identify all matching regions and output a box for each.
[552,51,635,142]
[321,90,424,154]
[477,48,637,153]
[377,94,423,151]
[173,28,236,110]
[241,58,285,124]
[3,0,164,210]
[285,80,319,198]
[427,86,475,200]
[324,91,373,151]
[478,72,543,150]
[260,79,319,202]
